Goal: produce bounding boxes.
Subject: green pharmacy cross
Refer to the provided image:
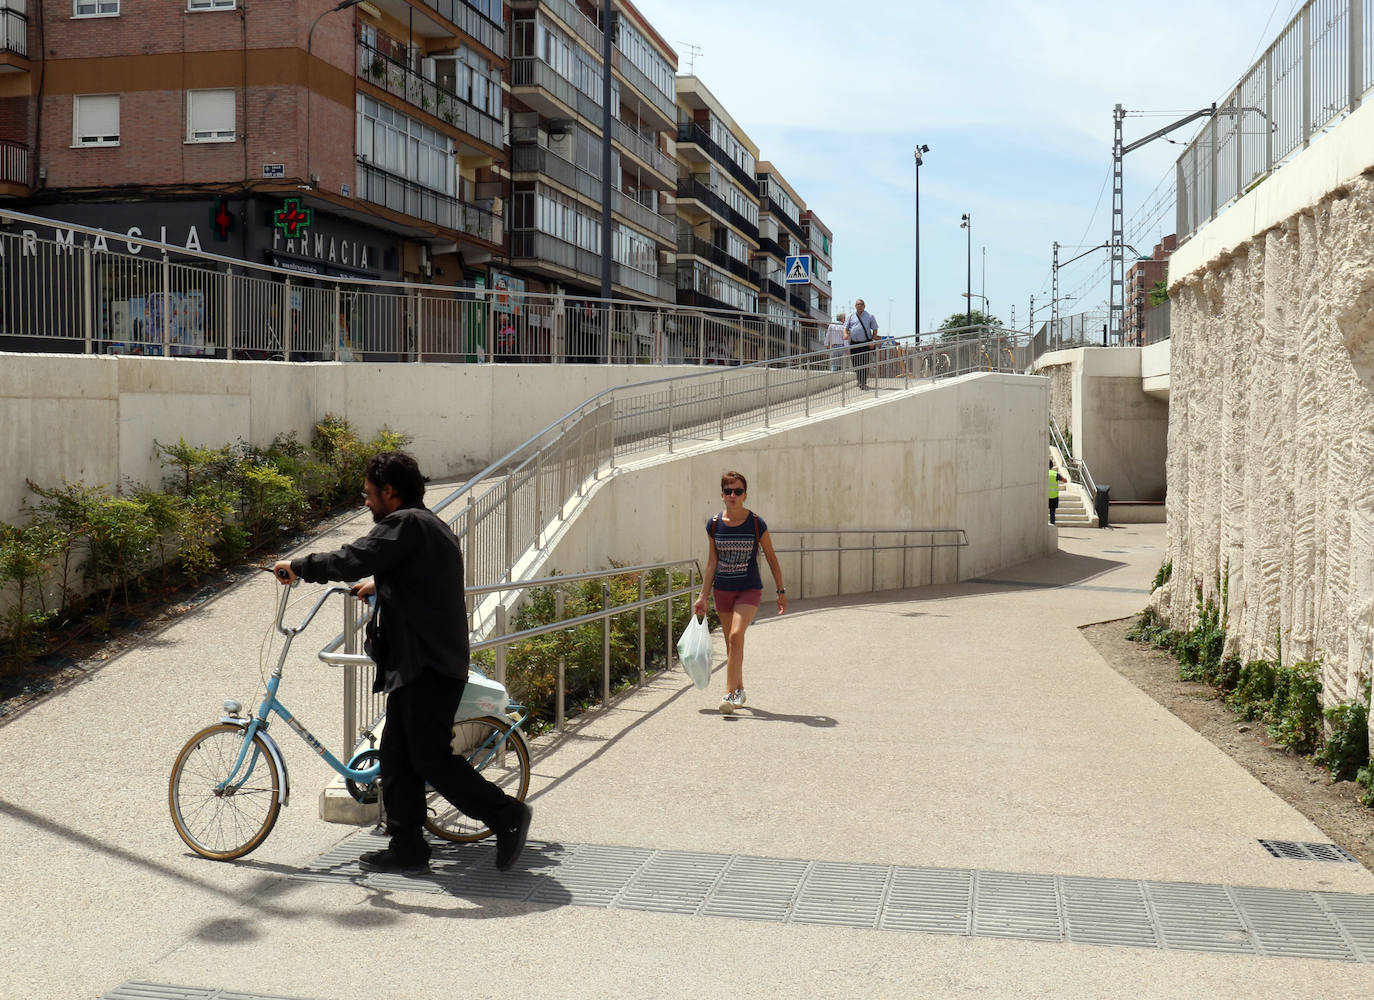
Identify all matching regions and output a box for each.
[273,197,313,239]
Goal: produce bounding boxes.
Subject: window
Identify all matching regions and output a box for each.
[187,89,235,143]
[74,0,117,14]
[187,0,235,9]
[73,94,119,147]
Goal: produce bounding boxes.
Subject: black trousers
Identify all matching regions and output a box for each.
[851,341,874,386]
[379,667,515,858]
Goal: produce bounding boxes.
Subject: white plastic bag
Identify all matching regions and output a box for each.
[675,615,714,690]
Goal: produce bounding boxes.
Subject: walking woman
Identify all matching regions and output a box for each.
[694,471,787,714]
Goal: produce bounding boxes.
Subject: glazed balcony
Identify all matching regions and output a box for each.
[356,160,501,244]
[358,40,502,153]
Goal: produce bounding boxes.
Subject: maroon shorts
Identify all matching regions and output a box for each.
[713,588,762,614]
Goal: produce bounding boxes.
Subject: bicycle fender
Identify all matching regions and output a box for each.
[220,718,293,808]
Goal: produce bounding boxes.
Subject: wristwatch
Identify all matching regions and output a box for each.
[776,588,786,595]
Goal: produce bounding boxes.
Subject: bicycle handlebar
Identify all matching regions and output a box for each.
[274,583,356,637]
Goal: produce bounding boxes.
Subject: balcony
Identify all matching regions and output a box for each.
[612,118,674,185]
[510,229,671,301]
[412,0,504,57]
[763,196,807,245]
[358,41,502,152]
[676,234,757,286]
[512,142,674,243]
[0,139,28,191]
[760,277,787,301]
[510,56,580,118]
[355,160,501,243]
[675,122,758,197]
[674,176,759,242]
[0,9,26,60]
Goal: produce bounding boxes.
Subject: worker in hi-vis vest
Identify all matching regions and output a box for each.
[1048,461,1065,524]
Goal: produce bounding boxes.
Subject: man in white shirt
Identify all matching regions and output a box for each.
[825,311,848,371]
[844,298,879,389]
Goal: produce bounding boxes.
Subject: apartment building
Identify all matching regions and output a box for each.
[1124,233,1176,345]
[504,0,676,306]
[0,0,506,296]
[754,161,811,328]
[800,208,832,323]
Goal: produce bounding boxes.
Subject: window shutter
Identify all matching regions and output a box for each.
[75,94,119,145]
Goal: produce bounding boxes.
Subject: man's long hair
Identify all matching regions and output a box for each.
[365,451,426,505]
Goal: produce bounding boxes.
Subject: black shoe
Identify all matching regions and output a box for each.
[358,847,429,874]
[495,801,533,872]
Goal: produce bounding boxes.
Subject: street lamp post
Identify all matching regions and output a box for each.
[914,144,928,338]
[305,0,363,186]
[960,213,972,328]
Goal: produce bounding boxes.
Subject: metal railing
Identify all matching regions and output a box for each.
[677,233,757,285]
[0,207,819,363]
[1142,300,1171,345]
[675,176,760,241]
[1049,415,1097,499]
[322,559,701,747]
[1,8,26,57]
[675,121,760,196]
[1177,0,1373,240]
[431,329,1033,629]
[0,139,28,186]
[355,160,501,243]
[612,118,675,182]
[770,529,969,597]
[357,40,503,150]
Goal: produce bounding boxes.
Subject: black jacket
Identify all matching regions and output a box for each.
[292,503,469,693]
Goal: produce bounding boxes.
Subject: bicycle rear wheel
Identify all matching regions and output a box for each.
[424,716,530,843]
[169,723,282,860]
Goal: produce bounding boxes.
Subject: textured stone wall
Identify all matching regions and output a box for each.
[1157,174,1374,703]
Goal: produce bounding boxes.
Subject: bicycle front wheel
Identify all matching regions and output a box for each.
[169,723,282,860]
[425,716,531,843]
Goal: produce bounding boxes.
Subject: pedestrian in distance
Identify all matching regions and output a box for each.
[1049,460,1065,525]
[272,451,532,874]
[693,471,787,714]
[845,298,879,389]
[825,311,849,372]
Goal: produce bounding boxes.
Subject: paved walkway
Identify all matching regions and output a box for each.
[6,521,1374,999]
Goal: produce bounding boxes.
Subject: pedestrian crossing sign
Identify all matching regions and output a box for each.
[784,254,811,284]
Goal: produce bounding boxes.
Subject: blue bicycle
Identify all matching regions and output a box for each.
[169,578,531,860]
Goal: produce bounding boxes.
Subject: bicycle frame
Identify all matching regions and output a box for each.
[217,584,380,807]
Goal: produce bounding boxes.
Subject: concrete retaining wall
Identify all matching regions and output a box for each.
[1159,94,1374,702]
[1037,348,1168,502]
[0,354,702,525]
[525,373,1051,596]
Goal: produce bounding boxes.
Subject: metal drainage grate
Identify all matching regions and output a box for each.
[102,985,322,1000]
[294,831,1374,963]
[1260,839,1358,863]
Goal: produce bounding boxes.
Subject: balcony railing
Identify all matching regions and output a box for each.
[676,234,757,286]
[525,0,604,54]
[764,196,807,245]
[356,160,501,243]
[675,122,758,197]
[358,41,502,150]
[1,9,26,57]
[674,177,760,241]
[609,47,675,124]
[0,139,28,185]
[510,56,580,114]
[612,118,674,182]
[511,229,671,301]
[414,0,504,56]
[513,142,674,243]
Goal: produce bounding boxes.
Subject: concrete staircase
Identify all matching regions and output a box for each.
[1053,478,1094,527]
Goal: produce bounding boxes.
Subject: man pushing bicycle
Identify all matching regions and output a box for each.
[273,451,532,874]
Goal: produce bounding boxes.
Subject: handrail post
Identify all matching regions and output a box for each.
[161,253,173,356]
[804,363,810,417]
[667,380,675,453]
[463,495,475,588]
[534,448,543,542]
[555,589,567,730]
[602,581,611,708]
[332,284,341,362]
[763,365,771,428]
[81,241,93,355]
[871,533,877,592]
[343,591,359,752]
[637,574,646,687]
[224,266,235,360]
[558,421,569,515]
[718,373,726,439]
[504,475,515,575]
[837,533,844,596]
[799,537,806,600]
[282,276,292,360]
[902,533,909,589]
[494,603,508,689]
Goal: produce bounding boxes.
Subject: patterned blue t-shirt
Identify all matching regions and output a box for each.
[708,512,767,591]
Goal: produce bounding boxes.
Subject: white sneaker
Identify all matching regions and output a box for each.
[719,691,735,715]
[735,688,747,707]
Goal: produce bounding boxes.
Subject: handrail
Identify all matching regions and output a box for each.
[1049,416,1097,499]
[432,330,1035,612]
[321,558,702,741]
[769,529,969,597]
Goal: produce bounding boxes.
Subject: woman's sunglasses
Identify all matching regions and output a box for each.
[721,487,745,496]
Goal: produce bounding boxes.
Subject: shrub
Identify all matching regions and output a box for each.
[1150,558,1173,593]
[1227,659,1278,720]
[84,495,158,613]
[1174,583,1226,682]
[0,521,62,657]
[1316,680,1370,782]
[1266,660,1323,754]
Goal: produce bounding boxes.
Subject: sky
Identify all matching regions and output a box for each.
[636,0,1304,336]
